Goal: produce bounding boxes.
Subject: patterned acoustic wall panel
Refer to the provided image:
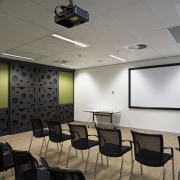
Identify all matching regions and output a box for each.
[10,63,37,134]
[58,104,74,123]
[38,68,58,88]
[38,106,58,124]
[10,64,36,87]
[10,108,36,134]
[38,88,57,107]
[0,109,9,136]
[11,87,36,108]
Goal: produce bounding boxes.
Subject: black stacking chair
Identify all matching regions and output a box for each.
[94,127,132,180]
[48,168,86,180]
[40,157,85,180]
[130,130,174,180]
[45,120,71,164]
[12,150,50,180]
[66,123,99,173]
[29,118,49,156]
[0,142,14,180]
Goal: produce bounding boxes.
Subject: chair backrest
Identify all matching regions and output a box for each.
[68,124,88,149]
[46,121,63,143]
[31,119,44,138]
[0,142,14,172]
[48,167,86,180]
[96,127,122,156]
[12,150,38,180]
[131,130,164,166]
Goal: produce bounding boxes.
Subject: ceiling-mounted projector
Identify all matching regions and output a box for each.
[54,0,89,28]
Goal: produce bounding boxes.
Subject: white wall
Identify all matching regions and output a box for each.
[74,56,180,133]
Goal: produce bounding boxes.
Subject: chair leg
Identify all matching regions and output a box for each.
[119,157,124,180]
[75,149,77,157]
[44,139,49,158]
[106,156,109,166]
[84,149,90,174]
[101,154,103,165]
[94,152,100,179]
[130,159,135,180]
[39,137,45,157]
[28,135,33,151]
[81,150,83,159]
[163,166,166,180]
[66,145,72,168]
[172,157,175,180]
[140,164,143,175]
[58,142,63,164]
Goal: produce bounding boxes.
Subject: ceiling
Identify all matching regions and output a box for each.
[1,0,180,69]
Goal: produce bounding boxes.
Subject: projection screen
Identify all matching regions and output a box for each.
[129,63,180,110]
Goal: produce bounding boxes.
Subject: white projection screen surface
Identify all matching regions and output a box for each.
[129,63,180,110]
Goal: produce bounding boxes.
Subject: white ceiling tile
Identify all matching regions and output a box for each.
[137,29,176,47]
[155,44,180,56]
[110,1,162,33]
[134,48,161,59]
[145,0,180,28]
[0,28,34,44]
[82,0,141,12]
[0,12,52,38]
[0,40,21,52]
[27,39,74,54]
[17,45,55,56]
[0,0,62,31]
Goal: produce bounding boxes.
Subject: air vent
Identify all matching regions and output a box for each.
[128,44,147,51]
[168,26,180,43]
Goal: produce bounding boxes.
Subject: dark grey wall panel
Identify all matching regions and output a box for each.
[38,88,57,107]
[0,109,9,136]
[38,106,58,124]
[10,64,36,87]
[38,68,58,88]
[10,108,36,134]
[58,104,74,123]
[11,87,36,108]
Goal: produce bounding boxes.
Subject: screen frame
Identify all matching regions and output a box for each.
[128,63,180,111]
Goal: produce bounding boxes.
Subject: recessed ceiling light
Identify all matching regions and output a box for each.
[60,63,79,69]
[1,53,35,60]
[109,55,126,62]
[52,34,89,48]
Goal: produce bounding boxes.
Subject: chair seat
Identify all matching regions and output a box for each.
[100,143,131,157]
[72,138,98,150]
[50,133,71,143]
[136,149,172,167]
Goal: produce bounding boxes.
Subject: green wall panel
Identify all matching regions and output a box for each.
[59,71,73,104]
[0,63,8,108]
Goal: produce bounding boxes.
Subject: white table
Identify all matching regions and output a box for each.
[85,110,121,127]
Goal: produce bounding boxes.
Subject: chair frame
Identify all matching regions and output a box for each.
[45,120,71,164]
[66,123,99,173]
[130,130,175,180]
[94,127,132,180]
[29,118,49,157]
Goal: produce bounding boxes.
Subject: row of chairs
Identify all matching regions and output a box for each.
[28,119,176,180]
[0,142,86,180]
